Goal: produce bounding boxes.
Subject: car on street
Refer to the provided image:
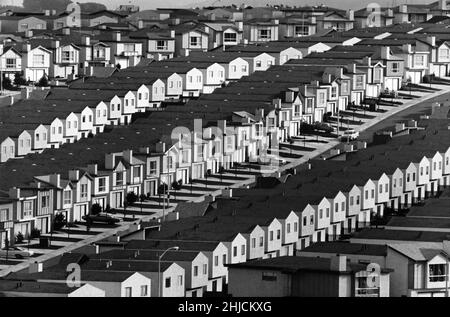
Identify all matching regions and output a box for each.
[0,246,34,259]
[82,213,120,225]
[340,129,359,141]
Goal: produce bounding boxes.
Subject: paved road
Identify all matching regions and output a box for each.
[359,90,450,143]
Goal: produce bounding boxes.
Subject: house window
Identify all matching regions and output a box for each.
[294,222,298,232]
[124,44,135,53]
[156,40,168,50]
[326,208,330,217]
[80,184,88,199]
[224,32,237,42]
[355,75,364,89]
[165,277,171,288]
[241,245,245,255]
[140,285,148,296]
[223,254,227,264]
[241,65,247,72]
[440,48,450,60]
[233,246,237,257]
[5,58,16,68]
[124,287,132,297]
[319,209,323,219]
[190,36,200,47]
[303,216,307,226]
[391,62,400,74]
[33,54,45,65]
[149,161,157,175]
[252,238,256,248]
[341,81,349,94]
[259,236,264,247]
[276,229,281,240]
[310,215,314,224]
[194,266,199,277]
[115,172,124,186]
[41,195,49,208]
[98,177,106,192]
[63,190,71,205]
[203,264,207,275]
[269,231,274,241]
[294,25,309,36]
[318,92,326,105]
[287,223,291,233]
[259,29,271,40]
[356,195,360,204]
[414,55,425,67]
[256,60,262,67]
[23,201,33,218]
[62,50,74,62]
[0,209,9,222]
[262,272,277,281]
[429,264,447,282]
[178,275,183,286]
[331,86,338,98]
[214,256,219,266]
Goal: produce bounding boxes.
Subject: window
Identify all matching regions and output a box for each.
[80,184,88,199]
[335,203,339,213]
[341,202,345,211]
[294,222,298,232]
[224,32,237,42]
[294,25,309,36]
[262,272,277,281]
[124,43,135,53]
[140,285,148,296]
[98,177,106,192]
[251,238,256,248]
[149,161,157,175]
[256,60,262,67]
[33,54,45,65]
[440,48,450,60]
[165,277,171,288]
[414,55,425,67]
[194,266,199,277]
[41,195,49,208]
[319,209,323,219]
[391,62,400,74]
[356,195,360,205]
[310,215,314,224]
[23,201,33,217]
[233,246,237,257]
[156,40,168,50]
[259,236,264,247]
[331,86,338,98]
[371,189,375,198]
[287,223,291,233]
[242,65,247,72]
[115,172,124,186]
[124,287,132,297]
[276,229,281,240]
[241,245,245,255]
[214,256,219,266]
[373,68,382,82]
[5,58,16,68]
[203,264,207,275]
[318,92,326,105]
[365,190,368,200]
[63,190,71,205]
[326,208,330,217]
[429,264,447,282]
[190,36,200,47]
[223,254,227,264]
[178,275,183,286]
[62,50,74,62]
[0,209,9,222]
[379,184,383,193]
[341,81,349,94]
[259,29,271,39]
[269,231,274,241]
[303,216,307,226]
[355,75,364,89]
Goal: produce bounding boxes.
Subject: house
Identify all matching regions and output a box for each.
[200,21,243,49]
[227,255,391,297]
[0,46,22,81]
[316,10,355,33]
[278,16,317,38]
[81,10,124,27]
[129,29,176,60]
[0,16,47,33]
[354,7,394,29]
[174,23,209,56]
[18,42,51,83]
[243,19,279,43]
[95,32,143,69]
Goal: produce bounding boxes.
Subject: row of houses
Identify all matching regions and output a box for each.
[2,115,450,296]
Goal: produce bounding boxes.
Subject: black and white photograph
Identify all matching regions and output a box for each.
[0,0,449,304]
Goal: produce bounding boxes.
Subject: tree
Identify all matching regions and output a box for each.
[1,76,12,90]
[158,183,169,207]
[36,74,49,87]
[90,203,102,216]
[126,192,138,219]
[171,180,183,200]
[13,72,27,86]
[16,232,24,244]
[218,165,225,185]
[53,213,66,230]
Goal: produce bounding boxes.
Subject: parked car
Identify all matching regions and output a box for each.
[0,246,34,259]
[340,129,359,141]
[82,213,120,225]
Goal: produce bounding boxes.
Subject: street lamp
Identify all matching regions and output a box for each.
[158,246,179,297]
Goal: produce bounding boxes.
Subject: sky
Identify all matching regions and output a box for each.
[2,0,439,11]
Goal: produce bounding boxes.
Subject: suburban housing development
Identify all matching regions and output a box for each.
[2,0,450,298]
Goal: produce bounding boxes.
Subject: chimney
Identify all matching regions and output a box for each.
[156,141,166,153]
[272,98,282,108]
[322,73,332,84]
[51,39,60,49]
[330,255,347,272]
[400,4,407,13]
[173,18,181,25]
[8,187,20,199]
[81,35,90,46]
[68,170,80,181]
[402,44,412,53]
[52,10,56,15]
[105,153,118,170]
[346,9,354,20]
[381,46,390,60]
[138,20,144,29]
[182,49,190,57]
[44,9,51,16]
[24,30,33,38]
[217,119,227,135]
[62,28,70,35]
[113,31,121,42]
[285,91,295,103]
[22,42,31,52]
[310,80,320,87]
[236,21,243,32]
[273,19,279,25]
[49,174,61,188]
[139,147,150,154]
[87,163,98,175]
[426,36,436,47]
[255,108,265,121]
[170,30,175,38]
[123,149,133,165]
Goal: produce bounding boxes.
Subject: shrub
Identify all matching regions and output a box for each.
[91,203,102,216]
[30,227,41,239]
[53,213,66,230]
[15,232,24,244]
